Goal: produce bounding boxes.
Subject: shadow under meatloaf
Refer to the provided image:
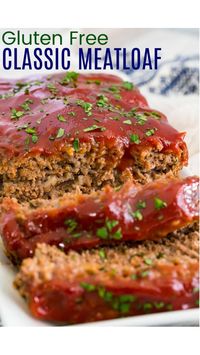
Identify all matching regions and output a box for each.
[0,72,188,202]
[0,176,198,264]
[14,225,199,324]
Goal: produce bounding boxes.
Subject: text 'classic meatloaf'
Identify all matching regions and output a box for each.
[0,72,188,202]
[0,176,198,263]
[14,225,199,324]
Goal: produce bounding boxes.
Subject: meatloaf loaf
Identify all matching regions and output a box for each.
[0,176,198,264]
[0,72,188,202]
[14,224,199,324]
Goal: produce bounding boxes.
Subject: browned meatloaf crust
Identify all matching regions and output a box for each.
[0,72,188,202]
[0,176,199,264]
[14,224,199,324]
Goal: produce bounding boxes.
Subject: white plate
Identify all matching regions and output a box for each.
[0,167,199,327]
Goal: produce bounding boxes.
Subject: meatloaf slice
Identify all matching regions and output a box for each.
[0,72,187,202]
[1,176,198,264]
[14,225,199,324]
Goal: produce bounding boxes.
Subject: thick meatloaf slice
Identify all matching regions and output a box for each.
[0,72,187,202]
[14,225,199,324]
[0,176,198,264]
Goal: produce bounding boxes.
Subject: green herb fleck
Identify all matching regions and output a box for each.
[135,113,148,125]
[47,83,57,94]
[154,197,167,210]
[151,111,161,119]
[154,302,165,309]
[132,210,143,221]
[96,227,108,239]
[123,81,134,90]
[130,134,141,144]
[25,127,36,135]
[68,111,76,116]
[73,138,79,152]
[99,249,106,260]
[144,258,153,265]
[123,119,132,125]
[64,219,78,233]
[56,128,65,139]
[145,128,156,136]
[21,99,33,111]
[11,109,24,120]
[61,71,79,85]
[140,270,150,278]
[112,228,122,240]
[106,219,119,231]
[137,200,146,209]
[83,125,106,132]
[80,282,96,292]
[96,95,109,107]
[86,79,101,85]
[143,303,153,311]
[57,114,66,122]
[32,135,38,143]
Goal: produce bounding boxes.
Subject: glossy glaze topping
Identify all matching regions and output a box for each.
[1,176,198,262]
[15,241,199,324]
[0,72,187,158]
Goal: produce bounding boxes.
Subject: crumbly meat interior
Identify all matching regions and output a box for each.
[15,224,199,298]
[0,142,184,203]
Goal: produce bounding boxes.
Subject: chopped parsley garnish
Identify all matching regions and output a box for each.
[73,138,79,152]
[132,210,143,221]
[68,111,76,116]
[41,98,48,105]
[11,109,24,120]
[145,128,156,136]
[80,283,136,314]
[17,124,28,131]
[137,200,146,209]
[109,116,120,121]
[113,94,121,100]
[21,99,33,111]
[61,71,79,85]
[112,228,122,240]
[130,134,141,144]
[56,128,65,139]
[64,219,78,233]
[25,127,36,135]
[106,219,119,231]
[108,85,120,93]
[96,227,108,239]
[154,197,167,210]
[99,249,106,260]
[83,125,106,132]
[76,100,93,116]
[123,81,134,90]
[96,219,122,240]
[144,258,153,265]
[32,135,38,143]
[57,114,66,122]
[47,83,57,94]
[123,119,132,125]
[193,287,199,294]
[140,270,150,278]
[96,95,109,107]
[135,113,148,125]
[80,282,96,292]
[154,302,165,309]
[86,79,101,85]
[143,303,153,311]
[151,111,161,119]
